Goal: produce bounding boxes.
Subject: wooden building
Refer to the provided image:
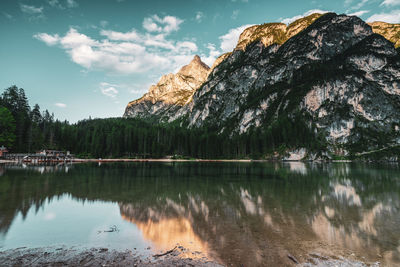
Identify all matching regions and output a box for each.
[0,146,8,158]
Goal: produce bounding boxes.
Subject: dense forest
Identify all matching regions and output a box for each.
[0,85,323,159]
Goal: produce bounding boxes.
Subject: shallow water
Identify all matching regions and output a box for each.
[0,162,399,266]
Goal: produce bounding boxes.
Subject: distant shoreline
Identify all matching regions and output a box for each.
[0,158,255,164]
[75,158,255,163]
[0,158,363,164]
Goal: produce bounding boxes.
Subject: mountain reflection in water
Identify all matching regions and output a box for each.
[0,162,399,266]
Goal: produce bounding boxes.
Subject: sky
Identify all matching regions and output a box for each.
[1,0,400,122]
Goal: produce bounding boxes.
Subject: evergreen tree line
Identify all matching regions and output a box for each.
[0,86,58,152]
[0,86,323,159]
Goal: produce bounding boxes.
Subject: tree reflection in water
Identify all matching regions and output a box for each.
[0,162,399,266]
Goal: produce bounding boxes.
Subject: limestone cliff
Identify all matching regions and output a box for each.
[123,55,210,120]
[210,52,231,72]
[184,13,400,155]
[235,13,323,51]
[369,21,400,48]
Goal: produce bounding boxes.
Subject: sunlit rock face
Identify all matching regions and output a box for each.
[369,21,400,48]
[235,13,323,51]
[123,55,210,121]
[209,52,231,72]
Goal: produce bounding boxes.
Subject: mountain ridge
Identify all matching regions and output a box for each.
[123,55,210,120]
[368,21,400,48]
[235,13,323,50]
[124,13,400,158]
[125,13,400,123]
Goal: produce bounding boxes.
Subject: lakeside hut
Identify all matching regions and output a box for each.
[0,146,8,158]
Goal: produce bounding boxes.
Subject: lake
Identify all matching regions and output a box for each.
[0,162,399,266]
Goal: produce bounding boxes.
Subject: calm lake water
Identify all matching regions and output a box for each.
[0,162,399,266]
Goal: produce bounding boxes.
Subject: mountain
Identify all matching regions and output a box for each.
[123,55,210,121]
[124,13,400,159]
[123,15,323,122]
[368,21,400,48]
[235,13,323,50]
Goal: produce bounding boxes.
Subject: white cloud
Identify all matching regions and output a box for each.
[66,0,78,8]
[347,0,369,11]
[348,10,370,17]
[231,10,239,20]
[48,0,64,9]
[195,11,203,23]
[100,20,109,28]
[381,0,400,6]
[367,10,400,22]
[280,9,329,25]
[60,28,97,48]
[345,0,355,6]
[100,41,145,54]
[142,34,175,50]
[20,4,43,14]
[55,103,67,108]
[176,41,198,52]
[3,12,13,20]
[219,24,254,52]
[100,83,119,98]
[34,33,60,46]
[35,14,250,76]
[159,15,182,33]
[143,18,162,32]
[34,13,201,75]
[100,29,140,41]
[200,43,221,66]
[47,0,78,9]
[142,15,183,34]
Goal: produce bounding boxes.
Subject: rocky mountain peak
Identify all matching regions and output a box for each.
[279,13,373,63]
[368,21,400,48]
[123,56,210,120]
[181,12,400,157]
[235,13,323,50]
[178,55,210,80]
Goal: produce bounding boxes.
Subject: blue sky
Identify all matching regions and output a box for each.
[1,0,400,122]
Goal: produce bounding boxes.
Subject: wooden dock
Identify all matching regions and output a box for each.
[4,151,73,163]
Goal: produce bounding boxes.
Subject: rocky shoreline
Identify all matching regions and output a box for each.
[0,246,223,267]
[0,246,381,267]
